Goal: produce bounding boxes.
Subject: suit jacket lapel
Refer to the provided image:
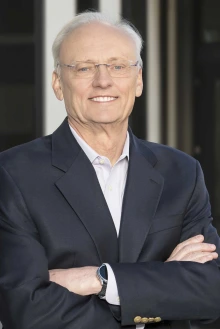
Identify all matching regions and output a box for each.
[52,119,163,264]
[119,133,164,262]
[52,119,118,264]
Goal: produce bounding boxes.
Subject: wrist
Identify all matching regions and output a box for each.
[92,267,102,294]
[96,264,108,299]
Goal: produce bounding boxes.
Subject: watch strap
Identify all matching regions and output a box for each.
[98,280,107,299]
[96,264,108,299]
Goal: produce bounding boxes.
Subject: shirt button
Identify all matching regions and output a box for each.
[99,159,105,164]
[109,186,112,191]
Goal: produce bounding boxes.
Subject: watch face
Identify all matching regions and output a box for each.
[100,265,108,281]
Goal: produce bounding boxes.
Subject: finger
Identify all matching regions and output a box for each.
[171,235,204,257]
[192,252,218,264]
[167,250,205,262]
[181,242,216,255]
[182,251,217,261]
[170,243,216,261]
[167,251,218,262]
[193,251,218,261]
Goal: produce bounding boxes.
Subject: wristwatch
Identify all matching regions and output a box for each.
[96,264,108,299]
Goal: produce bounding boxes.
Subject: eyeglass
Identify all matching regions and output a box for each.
[57,59,139,78]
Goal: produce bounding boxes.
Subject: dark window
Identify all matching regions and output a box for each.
[0,0,43,152]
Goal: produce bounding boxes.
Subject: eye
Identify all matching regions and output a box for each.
[78,66,90,72]
[76,63,94,72]
[113,65,125,70]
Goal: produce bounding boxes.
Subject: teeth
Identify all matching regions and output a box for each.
[91,97,116,102]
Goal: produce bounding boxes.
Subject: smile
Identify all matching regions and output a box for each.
[90,97,117,102]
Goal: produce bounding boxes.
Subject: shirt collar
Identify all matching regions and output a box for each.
[69,124,130,163]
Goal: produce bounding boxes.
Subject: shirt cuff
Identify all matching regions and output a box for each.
[104,264,145,329]
[104,263,120,305]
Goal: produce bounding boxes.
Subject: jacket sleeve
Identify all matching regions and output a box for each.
[109,161,220,326]
[0,165,119,329]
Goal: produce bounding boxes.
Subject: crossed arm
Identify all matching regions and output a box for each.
[49,234,218,296]
[1,161,220,328]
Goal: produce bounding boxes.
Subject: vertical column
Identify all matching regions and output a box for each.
[121,0,147,139]
[167,0,177,148]
[146,0,161,143]
[177,0,193,154]
[99,0,121,19]
[43,0,76,135]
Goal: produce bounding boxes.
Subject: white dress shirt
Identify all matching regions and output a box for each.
[69,125,145,329]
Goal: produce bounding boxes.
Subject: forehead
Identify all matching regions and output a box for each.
[59,22,137,62]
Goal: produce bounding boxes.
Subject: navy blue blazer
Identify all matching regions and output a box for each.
[0,118,220,329]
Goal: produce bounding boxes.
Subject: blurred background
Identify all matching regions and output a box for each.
[0,0,220,328]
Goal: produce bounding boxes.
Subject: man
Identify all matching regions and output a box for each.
[0,11,220,329]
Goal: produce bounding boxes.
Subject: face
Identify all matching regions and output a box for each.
[52,22,143,127]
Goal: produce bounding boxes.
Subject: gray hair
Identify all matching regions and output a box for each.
[52,11,143,72]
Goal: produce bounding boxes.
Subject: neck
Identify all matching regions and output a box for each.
[68,119,128,165]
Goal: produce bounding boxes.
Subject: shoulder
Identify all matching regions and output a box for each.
[134,137,198,179]
[0,135,52,172]
[136,137,196,166]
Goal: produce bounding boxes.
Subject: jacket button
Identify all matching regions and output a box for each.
[141,317,149,323]
[148,318,155,322]
[155,317,162,322]
[134,316,142,323]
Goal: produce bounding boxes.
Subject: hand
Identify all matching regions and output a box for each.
[166,235,218,263]
[49,266,101,296]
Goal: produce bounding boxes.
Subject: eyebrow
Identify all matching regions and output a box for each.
[106,57,122,61]
[76,57,125,63]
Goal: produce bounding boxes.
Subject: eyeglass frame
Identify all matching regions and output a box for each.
[56,59,140,78]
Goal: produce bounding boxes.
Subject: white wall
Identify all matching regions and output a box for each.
[43,0,76,135]
[146,0,161,143]
[99,0,121,19]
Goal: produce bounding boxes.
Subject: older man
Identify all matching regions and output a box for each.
[0,11,220,329]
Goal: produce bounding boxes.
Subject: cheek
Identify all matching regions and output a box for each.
[65,84,86,105]
[69,82,91,103]
[117,78,139,95]
[122,83,139,104]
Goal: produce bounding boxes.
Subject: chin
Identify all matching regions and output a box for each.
[89,114,120,124]
[98,116,123,124]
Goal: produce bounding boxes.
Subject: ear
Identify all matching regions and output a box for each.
[135,68,143,97]
[52,71,64,101]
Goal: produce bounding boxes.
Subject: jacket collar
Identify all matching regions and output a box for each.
[52,118,164,263]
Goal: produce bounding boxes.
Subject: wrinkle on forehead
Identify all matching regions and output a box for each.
[59,22,138,64]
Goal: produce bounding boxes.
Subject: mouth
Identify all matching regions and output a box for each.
[89,96,118,102]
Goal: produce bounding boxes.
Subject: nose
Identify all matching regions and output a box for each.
[92,64,113,88]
